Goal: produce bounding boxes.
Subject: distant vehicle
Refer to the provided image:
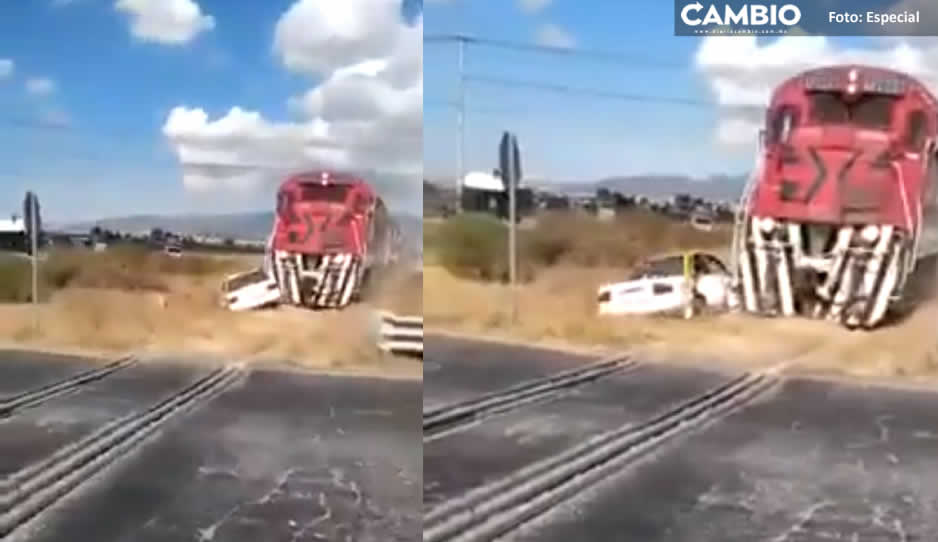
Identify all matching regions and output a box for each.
[690,213,714,232]
[597,251,732,318]
[164,244,182,258]
[221,268,280,311]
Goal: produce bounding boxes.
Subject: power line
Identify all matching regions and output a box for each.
[424,99,533,116]
[425,33,689,69]
[0,114,76,133]
[463,74,717,108]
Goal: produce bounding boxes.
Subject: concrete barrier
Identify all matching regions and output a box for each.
[376,311,423,357]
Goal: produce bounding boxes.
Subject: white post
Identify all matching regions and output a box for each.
[457,37,466,212]
[30,198,38,332]
[507,136,518,325]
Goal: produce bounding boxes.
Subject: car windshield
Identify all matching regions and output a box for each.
[223,269,269,292]
[627,256,684,279]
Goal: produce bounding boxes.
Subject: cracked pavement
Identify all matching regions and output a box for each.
[0,351,421,542]
[426,336,938,541]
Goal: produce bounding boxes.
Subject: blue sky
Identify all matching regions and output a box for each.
[0,0,299,222]
[423,0,919,187]
[424,0,735,184]
[0,0,423,223]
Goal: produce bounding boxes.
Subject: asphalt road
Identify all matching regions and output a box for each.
[423,336,598,410]
[0,350,421,542]
[0,350,96,396]
[425,334,938,541]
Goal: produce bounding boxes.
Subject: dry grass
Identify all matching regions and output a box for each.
[424,211,938,383]
[0,247,420,379]
[424,261,938,383]
[425,210,732,282]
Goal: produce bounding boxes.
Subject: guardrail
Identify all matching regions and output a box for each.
[376,311,423,357]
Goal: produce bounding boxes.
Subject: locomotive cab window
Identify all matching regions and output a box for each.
[852,95,895,129]
[904,110,927,150]
[809,91,896,129]
[767,105,798,144]
[299,183,350,203]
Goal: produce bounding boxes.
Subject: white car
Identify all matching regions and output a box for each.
[690,213,715,232]
[597,251,731,318]
[221,268,281,311]
[164,244,182,258]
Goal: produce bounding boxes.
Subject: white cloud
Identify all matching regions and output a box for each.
[25,77,55,96]
[39,109,70,127]
[114,0,215,45]
[534,23,575,49]
[0,59,13,79]
[518,0,551,15]
[695,36,938,146]
[163,0,422,211]
[272,0,405,76]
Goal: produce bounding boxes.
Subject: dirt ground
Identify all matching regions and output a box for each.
[0,250,422,380]
[424,263,938,383]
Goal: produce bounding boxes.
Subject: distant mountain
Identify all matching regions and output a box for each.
[63,212,423,253]
[537,173,749,201]
[64,212,275,241]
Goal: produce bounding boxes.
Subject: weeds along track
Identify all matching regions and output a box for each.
[0,364,245,538]
[422,371,779,542]
[0,356,139,419]
[423,356,638,443]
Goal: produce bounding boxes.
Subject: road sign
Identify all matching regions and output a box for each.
[499,132,521,325]
[23,191,40,244]
[23,191,40,329]
[498,132,522,192]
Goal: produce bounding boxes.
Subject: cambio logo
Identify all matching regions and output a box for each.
[681,2,801,26]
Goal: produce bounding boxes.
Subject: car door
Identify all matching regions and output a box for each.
[633,255,687,313]
[223,269,279,310]
[694,254,730,307]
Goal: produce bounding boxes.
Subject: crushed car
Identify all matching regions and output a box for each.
[221,268,281,311]
[597,250,734,319]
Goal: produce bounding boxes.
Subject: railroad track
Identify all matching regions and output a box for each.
[0,355,139,419]
[0,364,245,538]
[423,371,779,542]
[424,356,637,442]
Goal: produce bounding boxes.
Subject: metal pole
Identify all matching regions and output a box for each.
[508,137,518,325]
[457,37,466,212]
[30,199,38,332]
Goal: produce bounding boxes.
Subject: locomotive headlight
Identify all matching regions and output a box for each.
[860,225,879,243]
[759,217,776,232]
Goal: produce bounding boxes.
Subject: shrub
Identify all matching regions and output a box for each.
[0,258,35,302]
[434,213,510,281]
[0,245,242,303]
[430,209,732,283]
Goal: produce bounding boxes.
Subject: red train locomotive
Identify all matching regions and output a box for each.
[733,65,938,329]
[265,171,400,309]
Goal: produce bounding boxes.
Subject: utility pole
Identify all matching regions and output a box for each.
[457,36,466,212]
